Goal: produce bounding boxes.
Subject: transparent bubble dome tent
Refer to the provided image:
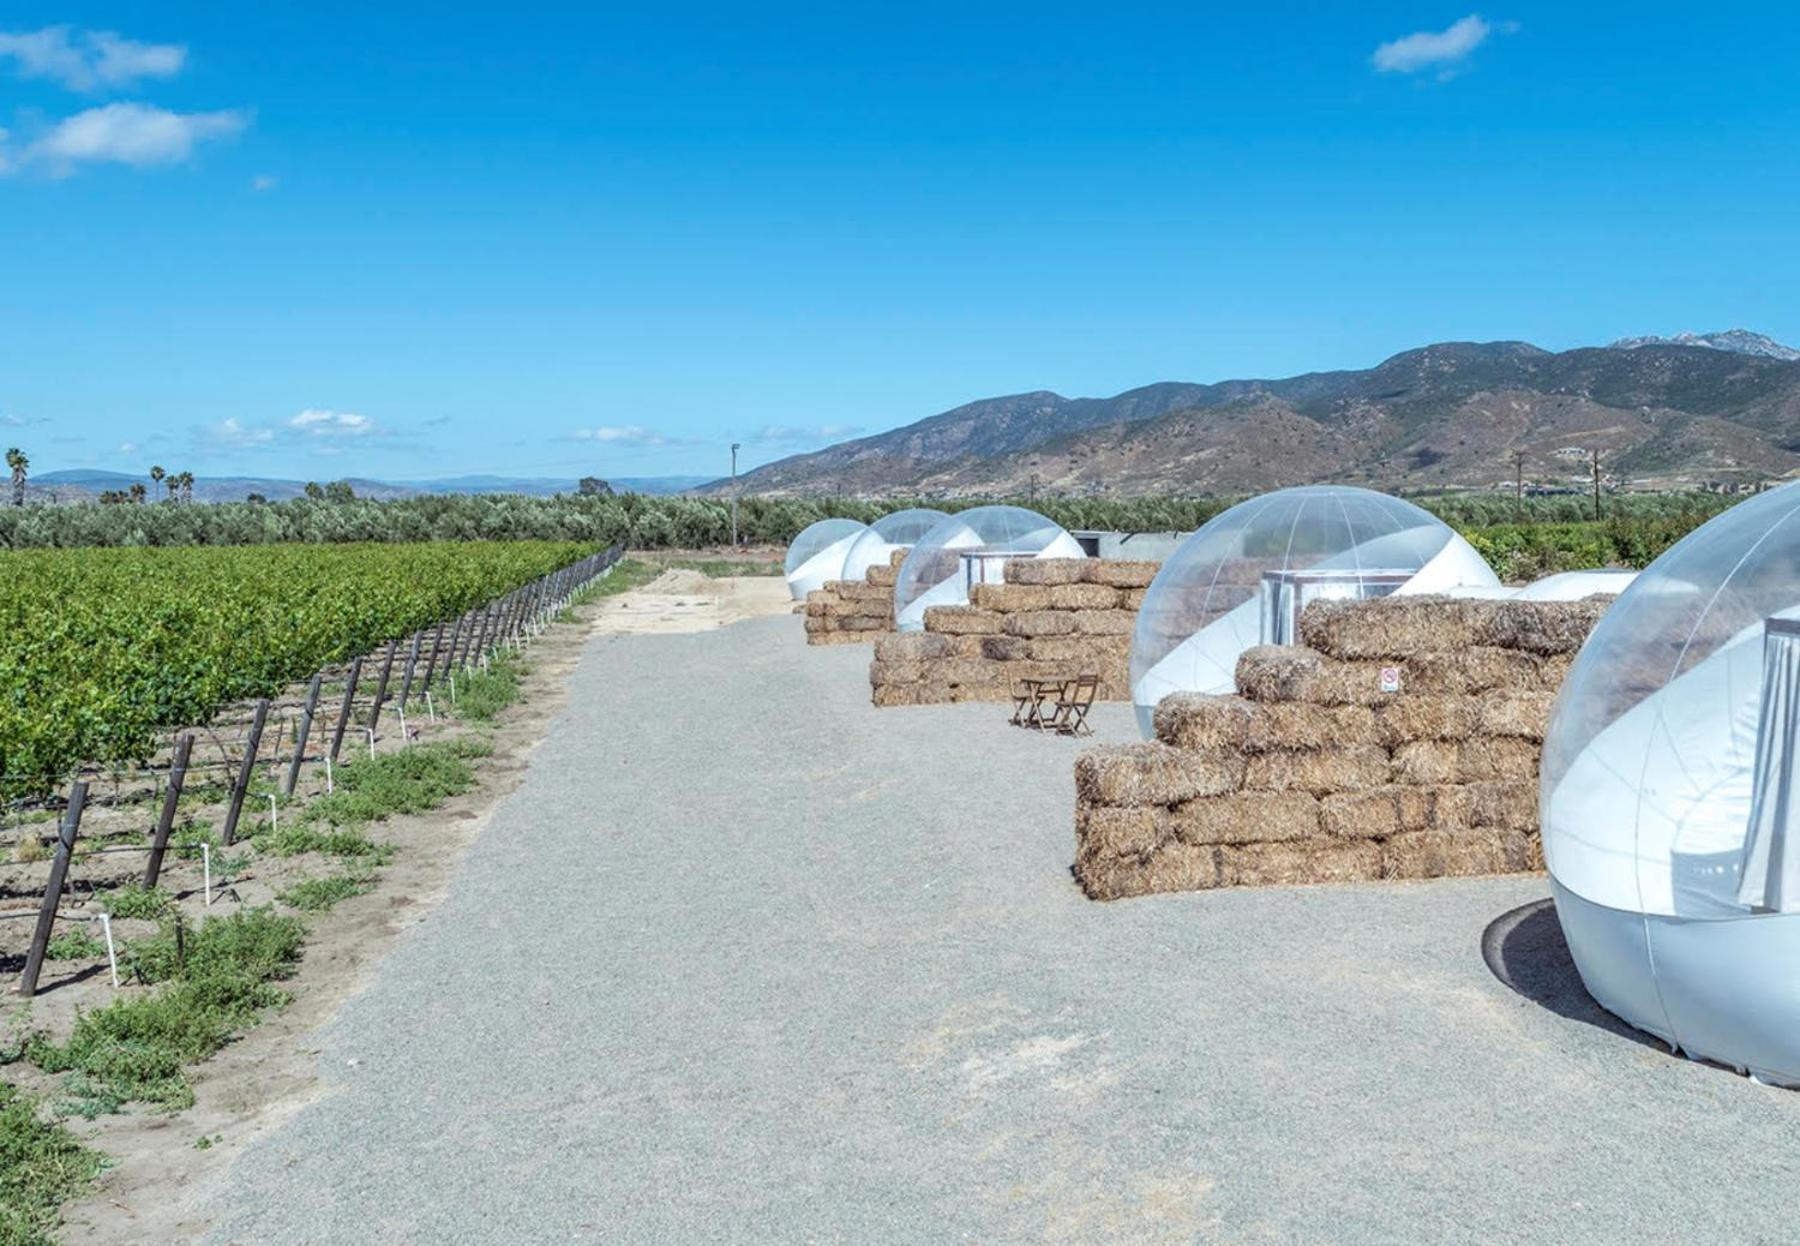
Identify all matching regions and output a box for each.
[784,518,869,600]
[893,506,1085,631]
[1543,483,1800,1085]
[1129,485,1500,736]
[838,508,948,586]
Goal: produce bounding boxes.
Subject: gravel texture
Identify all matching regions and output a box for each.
[210,616,1800,1244]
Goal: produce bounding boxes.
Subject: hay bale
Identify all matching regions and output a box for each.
[1407,648,1545,695]
[1391,740,1458,785]
[1222,840,1382,887]
[1072,609,1137,636]
[1478,691,1558,740]
[1048,582,1122,611]
[843,614,891,631]
[871,683,942,707]
[1236,646,1323,702]
[808,630,870,647]
[1004,558,1086,586]
[1026,635,1117,662]
[1320,785,1467,838]
[1075,743,1246,807]
[841,581,892,602]
[1153,694,1252,750]
[980,635,1030,661]
[1085,560,1159,588]
[1122,588,1148,610]
[1243,745,1389,795]
[875,632,957,662]
[1077,843,1221,900]
[1299,596,1483,660]
[869,659,926,685]
[1374,695,1479,747]
[1243,703,1377,752]
[1458,736,1540,782]
[1168,791,1320,845]
[948,682,1009,704]
[970,583,1052,612]
[1539,653,1575,689]
[1075,806,1173,861]
[1475,597,1610,655]
[924,606,1003,635]
[1381,828,1536,880]
[867,563,900,587]
[1469,780,1538,830]
[1004,610,1077,638]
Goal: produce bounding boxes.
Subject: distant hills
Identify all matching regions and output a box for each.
[704,330,1800,496]
[31,471,710,504]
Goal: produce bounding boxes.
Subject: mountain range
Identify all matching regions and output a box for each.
[30,471,710,504]
[708,330,1800,496]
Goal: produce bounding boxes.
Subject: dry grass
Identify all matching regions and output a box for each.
[1075,743,1245,808]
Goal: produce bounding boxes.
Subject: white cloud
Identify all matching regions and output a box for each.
[1372,16,1498,76]
[118,440,139,454]
[572,425,674,447]
[251,173,277,191]
[22,102,246,173]
[0,26,186,92]
[289,409,374,438]
[207,417,275,448]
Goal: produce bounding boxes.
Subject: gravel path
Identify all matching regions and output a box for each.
[210,616,1800,1244]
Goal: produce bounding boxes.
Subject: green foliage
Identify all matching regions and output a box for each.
[261,824,393,861]
[29,908,304,1116]
[0,540,591,792]
[299,737,487,828]
[277,870,375,912]
[450,654,522,721]
[93,885,173,922]
[44,928,105,961]
[0,1084,104,1246]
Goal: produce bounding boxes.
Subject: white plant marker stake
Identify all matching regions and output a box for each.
[448,675,456,704]
[325,753,334,794]
[202,842,213,907]
[366,727,376,762]
[267,793,279,833]
[98,913,119,987]
[397,707,409,745]
[425,691,436,724]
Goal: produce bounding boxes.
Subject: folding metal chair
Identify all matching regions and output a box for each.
[1050,673,1099,736]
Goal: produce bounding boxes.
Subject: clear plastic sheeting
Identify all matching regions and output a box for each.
[1129,485,1499,736]
[1511,569,1640,601]
[784,518,869,601]
[838,508,948,586]
[1542,482,1800,1084]
[893,506,1085,631]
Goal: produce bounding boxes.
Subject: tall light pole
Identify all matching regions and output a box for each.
[730,442,741,547]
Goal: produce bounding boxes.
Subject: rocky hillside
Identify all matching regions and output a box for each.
[713,334,1800,496]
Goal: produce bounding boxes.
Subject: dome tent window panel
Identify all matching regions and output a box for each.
[1540,482,1800,1085]
[838,508,948,586]
[892,506,1086,632]
[784,518,869,601]
[1127,485,1500,738]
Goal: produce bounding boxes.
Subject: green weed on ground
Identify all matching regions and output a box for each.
[450,655,524,721]
[277,870,375,912]
[44,929,105,962]
[29,908,305,1117]
[92,885,172,921]
[302,737,488,827]
[0,1084,104,1246]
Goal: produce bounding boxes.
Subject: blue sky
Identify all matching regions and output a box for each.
[2,3,1797,482]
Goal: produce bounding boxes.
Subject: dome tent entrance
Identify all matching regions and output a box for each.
[1543,482,1800,1085]
[1128,485,1500,737]
[893,506,1085,632]
[839,508,948,587]
[784,518,869,601]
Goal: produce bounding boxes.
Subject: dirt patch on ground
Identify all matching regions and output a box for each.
[590,574,794,635]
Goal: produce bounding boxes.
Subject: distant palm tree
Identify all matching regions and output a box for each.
[129,482,147,504]
[178,471,195,504]
[150,465,165,500]
[6,447,27,507]
[166,475,180,502]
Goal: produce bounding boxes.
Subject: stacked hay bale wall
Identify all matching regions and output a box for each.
[804,551,904,646]
[869,558,1159,706]
[1074,594,1611,900]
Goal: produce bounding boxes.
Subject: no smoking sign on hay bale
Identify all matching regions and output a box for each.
[1380,666,1402,694]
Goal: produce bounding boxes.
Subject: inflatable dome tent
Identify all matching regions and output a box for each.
[1128,485,1500,737]
[838,508,948,587]
[784,518,868,601]
[1543,483,1800,1085]
[893,506,1085,632]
